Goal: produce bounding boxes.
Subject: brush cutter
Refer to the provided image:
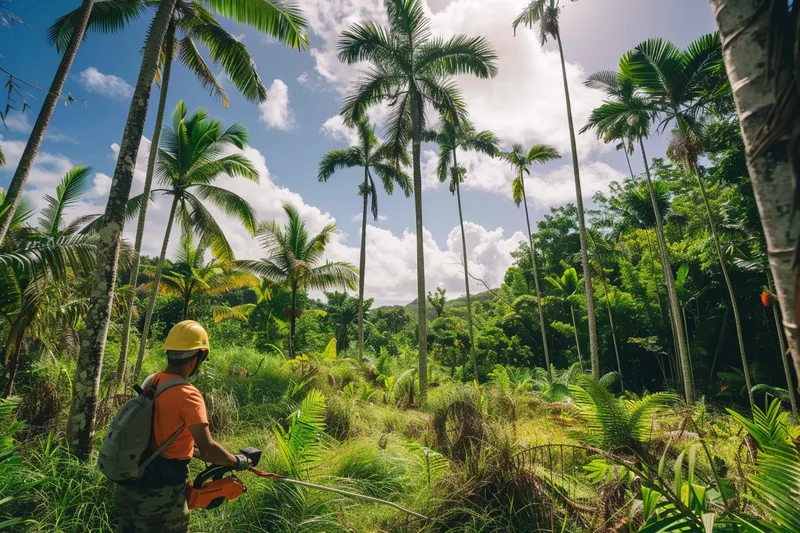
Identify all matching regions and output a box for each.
[186,447,428,521]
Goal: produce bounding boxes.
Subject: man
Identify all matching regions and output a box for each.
[116,320,249,533]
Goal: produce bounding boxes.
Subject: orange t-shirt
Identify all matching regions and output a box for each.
[146,372,208,460]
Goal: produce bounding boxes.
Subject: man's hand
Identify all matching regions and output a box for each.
[233,454,251,471]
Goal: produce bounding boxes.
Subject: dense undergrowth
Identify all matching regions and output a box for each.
[3,343,799,532]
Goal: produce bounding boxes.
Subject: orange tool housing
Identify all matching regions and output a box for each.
[186,476,246,510]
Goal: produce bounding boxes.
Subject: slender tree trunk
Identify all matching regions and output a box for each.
[709,306,728,382]
[624,149,635,180]
[132,196,178,383]
[411,95,427,404]
[114,24,175,391]
[289,285,297,357]
[453,151,479,383]
[600,268,623,390]
[570,304,584,373]
[694,167,754,410]
[711,0,800,385]
[645,229,666,325]
[357,166,368,360]
[681,306,697,396]
[0,0,95,245]
[556,31,599,378]
[519,171,552,380]
[767,272,798,414]
[640,138,694,403]
[66,0,178,461]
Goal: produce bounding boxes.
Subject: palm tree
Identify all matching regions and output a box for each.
[581,71,693,401]
[337,0,497,403]
[318,116,411,359]
[67,0,178,461]
[502,143,561,379]
[424,117,499,382]
[0,0,97,245]
[145,232,256,321]
[131,100,259,382]
[236,204,358,357]
[710,0,800,382]
[50,0,308,391]
[213,278,283,348]
[621,35,749,408]
[513,0,600,379]
[546,267,585,372]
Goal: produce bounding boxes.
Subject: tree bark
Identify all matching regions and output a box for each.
[570,304,585,373]
[767,272,798,414]
[411,94,427,404]
[67,0,178,461]
[357,165,368,360]
[694,168,754,410]
[640,138,694,403]
[556,31,599,378]
[600,267,623,390]
[453,150,479,383]
[0,0,95,245]
[519,169,552,379]
[114,23,175,391]
[711,0,800,386]
[289,284,297,357]
[624,148,635,180]
[132,196,177,383]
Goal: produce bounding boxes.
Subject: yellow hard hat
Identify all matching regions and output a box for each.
[161,320,210,356]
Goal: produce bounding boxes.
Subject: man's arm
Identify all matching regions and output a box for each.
[189,423,247,467]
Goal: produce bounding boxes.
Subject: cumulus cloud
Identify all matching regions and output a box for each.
[77,67,133,99]
[258,79,295,130]
[321,115,359,145]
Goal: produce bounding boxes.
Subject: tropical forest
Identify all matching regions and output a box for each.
[0,0,799,532]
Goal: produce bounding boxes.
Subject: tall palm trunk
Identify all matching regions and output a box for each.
[768,272,798,414]
[115,23,176,390]
[411,95,428,404]
[67,0,178,460]
[0,0,94,245]
[289,284,298,357]
[693,166,753,410]
[357,166,368,359]
[518,169,552,380]
[640,138,694,403]
[570,304,585,372]
[132,196,178,382]
[711,0,800,383]
[624,148,635,180]
[555,31,599,378]
[600,266,623,390]
[453,149,478,382]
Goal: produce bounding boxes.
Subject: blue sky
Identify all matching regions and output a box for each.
[0,0,717,305]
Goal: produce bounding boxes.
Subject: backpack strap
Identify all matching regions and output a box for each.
[138,377,191,473]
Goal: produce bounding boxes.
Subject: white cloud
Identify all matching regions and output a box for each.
[77,67,133,99]
[526,161,626,208]
[3,113,31,134]
[321,115,359,145]
[258,79,295,130]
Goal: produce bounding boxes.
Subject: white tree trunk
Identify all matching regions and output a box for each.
[711,0,800,387]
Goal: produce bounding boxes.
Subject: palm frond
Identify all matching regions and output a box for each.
[202,0,309,50]
[47,0,146,53]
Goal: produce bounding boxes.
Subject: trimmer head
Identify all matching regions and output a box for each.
[186,448,263,510]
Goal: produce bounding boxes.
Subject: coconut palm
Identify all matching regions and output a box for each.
[337,0,498,402]
[513,0,600,379]
[145,232,256,321]
[502,143,560,379]
[68,0,178,461]
[581,70,693,402]
[236,204,358,357]
[621,35,749,408]
[0,0,97,246]
[546,267,586,373]
[710,0,800,381]
[318,116,411,359]
[423,117,498,382]
[50,0,307,391]
[131,100,259,382]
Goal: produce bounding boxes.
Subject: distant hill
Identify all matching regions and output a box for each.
[400,290,496,321]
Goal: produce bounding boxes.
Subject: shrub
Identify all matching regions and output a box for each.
[331,444,406,498]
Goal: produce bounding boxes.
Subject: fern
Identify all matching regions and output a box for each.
[571,376,676,450]
[273,389,327,478]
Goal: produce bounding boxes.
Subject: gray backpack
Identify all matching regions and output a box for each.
[97,375,188,483]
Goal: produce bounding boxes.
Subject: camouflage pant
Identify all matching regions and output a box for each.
[115,483,189,533]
